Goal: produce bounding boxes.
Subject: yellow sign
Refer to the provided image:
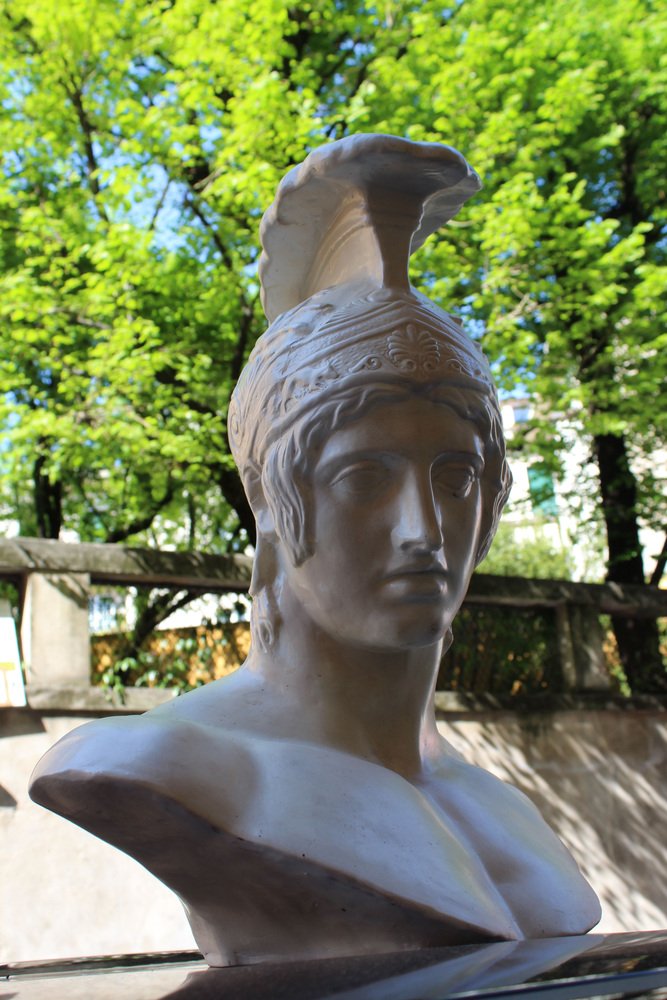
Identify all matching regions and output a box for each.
[0,608,26,707]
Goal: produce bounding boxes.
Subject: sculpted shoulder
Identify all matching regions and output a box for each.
[424,753,601,937]
[148,669,269,729]
[29,711,257,834]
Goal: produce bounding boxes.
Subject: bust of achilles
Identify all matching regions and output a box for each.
[30,134,600,967]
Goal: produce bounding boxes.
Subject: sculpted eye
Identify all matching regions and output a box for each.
[433,465,479,499]
[329,461,390,495]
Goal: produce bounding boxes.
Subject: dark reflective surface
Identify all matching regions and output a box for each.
[3,932,667,999]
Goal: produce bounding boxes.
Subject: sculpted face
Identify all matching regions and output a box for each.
[278,396,485,651]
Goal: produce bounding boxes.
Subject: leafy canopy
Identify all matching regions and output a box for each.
[0,0,664,577]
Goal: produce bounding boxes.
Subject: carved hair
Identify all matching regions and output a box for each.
[262,380,510,566]
[247,376,511,650]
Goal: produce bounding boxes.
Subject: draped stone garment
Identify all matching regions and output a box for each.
[30,712,601,966]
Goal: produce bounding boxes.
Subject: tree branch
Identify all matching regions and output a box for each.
[649,532,667,587]
[129,587,198,653]
[105,478,176,544]
[230,291,261,385]
[64,80,109,222]
[149,177,172,231]
[217,464,256,546]
[185,196,235,272]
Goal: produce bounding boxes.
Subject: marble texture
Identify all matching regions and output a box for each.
[30,134,600,965]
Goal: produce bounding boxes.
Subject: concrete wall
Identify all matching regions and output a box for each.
[2,704,667,964]
[1,708,196,964]
[439,705,667,935]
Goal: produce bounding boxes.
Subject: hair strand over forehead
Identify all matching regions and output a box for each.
[256,378,511,572]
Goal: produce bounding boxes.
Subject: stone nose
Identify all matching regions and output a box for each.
[391,470,444,554]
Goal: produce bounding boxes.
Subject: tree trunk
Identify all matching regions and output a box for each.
[126,589,197,660]
[218,465,256,546]
[34,454,62,539]
[594,431,666,691]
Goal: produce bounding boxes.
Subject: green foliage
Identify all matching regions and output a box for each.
[99,644,204,698]
[479,522,574,580]
[94,612,249,695]
[0,580,19,612]
[439,604,563,695]
[0,0,664,678]
[401,0,667,575]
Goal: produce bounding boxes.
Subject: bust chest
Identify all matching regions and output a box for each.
[30,715,599,965]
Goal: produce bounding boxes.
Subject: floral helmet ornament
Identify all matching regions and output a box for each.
[229,134,511,580]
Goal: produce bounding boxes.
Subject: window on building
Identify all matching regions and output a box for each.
[527,463,558,517]
[89,594,121,634]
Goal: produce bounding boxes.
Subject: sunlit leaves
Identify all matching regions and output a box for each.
[0,0,664,570]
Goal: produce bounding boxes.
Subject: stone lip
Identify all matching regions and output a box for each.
[3,932,667,999]
[435,691,667,714]
[12,686,667,715]
[1,949,202,978]
[0,537,252,591]
[24,684,177,713]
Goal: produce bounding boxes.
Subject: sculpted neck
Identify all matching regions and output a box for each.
[246,581,444,778]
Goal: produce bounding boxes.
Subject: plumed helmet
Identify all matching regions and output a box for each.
[229,134,497,479]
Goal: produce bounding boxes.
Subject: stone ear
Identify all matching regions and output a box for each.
[243,464,277,539]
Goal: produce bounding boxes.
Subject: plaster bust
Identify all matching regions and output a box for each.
[30,135,600,966]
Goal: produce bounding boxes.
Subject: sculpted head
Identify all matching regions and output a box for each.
[227,135,511,652]
[229,288,511,651]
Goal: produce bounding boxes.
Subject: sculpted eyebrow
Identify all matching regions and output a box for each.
[317,450,484,480]
[317,449,394,474]
[433,452,485,471]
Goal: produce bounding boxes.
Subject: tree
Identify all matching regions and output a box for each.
[349,0,667,687]
[0,0,419,649]
[1,0,665,686]
[0,0,422,549]
[480,523,574,581]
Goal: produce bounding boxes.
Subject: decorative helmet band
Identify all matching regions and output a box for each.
[228,283,496,480]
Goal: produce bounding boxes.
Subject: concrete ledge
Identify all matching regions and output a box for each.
[22,685,178,713]
[435,691,667,714]
[466,574,667,618]
[8,686,667,715]
[0,537,252,592]
[2,537,664,612]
